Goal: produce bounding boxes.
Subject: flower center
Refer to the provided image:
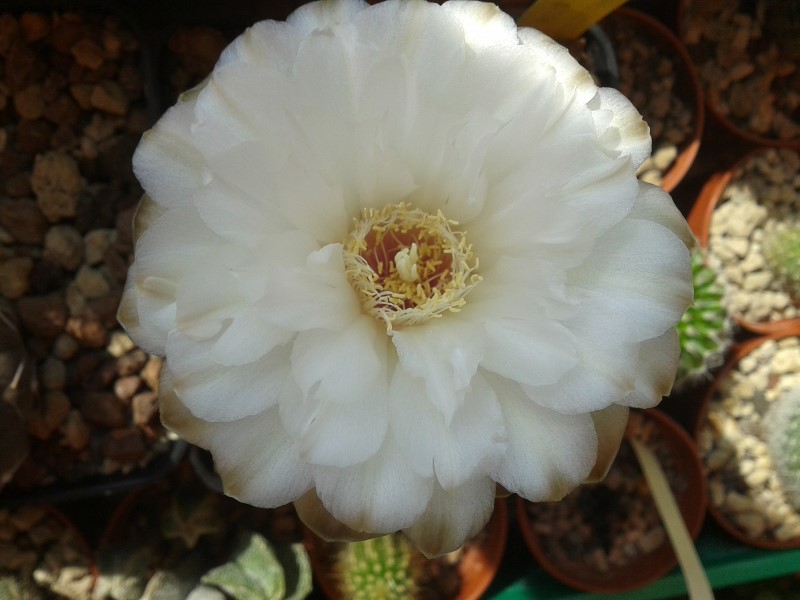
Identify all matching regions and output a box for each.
[343,203,481,331]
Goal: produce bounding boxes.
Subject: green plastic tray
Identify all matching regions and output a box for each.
[488,525,800,599]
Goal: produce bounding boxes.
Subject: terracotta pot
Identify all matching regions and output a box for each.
[695,325,800,549]
[603,7,705,192]
[678,0,800,149]
[687,147,800,335]
[516,409,707,594]
[305,498,508,600]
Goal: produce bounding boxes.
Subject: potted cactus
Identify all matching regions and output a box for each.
[675,247,734,389]
[688,147,800,334]
[696,329,800,548]
[305,500,507,600]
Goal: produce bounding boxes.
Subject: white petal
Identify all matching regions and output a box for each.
[391,317,484,423]
[218,19,301,71]
[589,87,651,169]
[133,98,203,209]
[487,374,596,501]
[587,403,629,482]
[287,0,368,33]
[211,306,293,367]
[479,316,577,387]
[313,431,433,534]
[568,217,693,343]
[441,1,519,49]
[290,316,390,467]
[168,334,292,422]
[403,476,496,557]
[617,328,681,408]
[260,243,361,331]
[208,407,314,507]
[627,182,695,249]
[389,368,506,488]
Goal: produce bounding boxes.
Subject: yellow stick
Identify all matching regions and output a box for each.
[631,438,715,600]
[516,0,630,40]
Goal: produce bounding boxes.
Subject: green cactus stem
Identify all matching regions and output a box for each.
[763,224,800,300]
[676,248,733,386]
[332,534,421,600]
[762,388,800,511]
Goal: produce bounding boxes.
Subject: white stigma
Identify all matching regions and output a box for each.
[395,243,420,283]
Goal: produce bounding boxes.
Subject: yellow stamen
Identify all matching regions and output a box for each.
[343,203,481,331]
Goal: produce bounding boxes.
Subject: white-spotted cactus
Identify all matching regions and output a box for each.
[763,224,800,300]
[676,248,733,386]
[332,534,421,600]
[762,388,800,511]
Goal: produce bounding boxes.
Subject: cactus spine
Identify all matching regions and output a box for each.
[676,248,733,386]
[332,534,420,600]
[762,388,800,511]
[763,224,800,299]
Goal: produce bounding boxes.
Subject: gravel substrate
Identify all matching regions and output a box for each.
[681,0,800,143]
[706,148,800,326]
[0,11,170,494]
[698,336,800,545]
[0,505,94,599]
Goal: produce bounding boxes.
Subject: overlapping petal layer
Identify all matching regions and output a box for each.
[121,0,693,556]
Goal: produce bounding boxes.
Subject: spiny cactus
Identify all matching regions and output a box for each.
[762,388,800,511]
[332,534,422,600]
[676,248,733,386]
[0,573,43,600]
[763,224,800,299]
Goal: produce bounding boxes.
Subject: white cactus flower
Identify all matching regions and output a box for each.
[119,0,694,556]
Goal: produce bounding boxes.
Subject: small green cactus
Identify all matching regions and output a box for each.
[762,388,800,511]
[332,534,422,600]
[676,248,733,386]
[763,224,800,299]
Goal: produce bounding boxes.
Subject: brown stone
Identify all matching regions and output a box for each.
[114,375,140,401]
[60,409,90,450]
[131,391,158,426]
[4,172,32,198]
[5,40,46,92]
[116,349,147,377]
[14,84,45,120]
[44,224,84,271]
[69,83,93,110]
[0,199,47,244]
[140,355,162,391]
[81,391,127,428]
[43,94,81,127]
[102,427,146,463]
[17,293,67,339]
[31,150,85,222]
[66,315,109,348]
[71,38,104,70]
[50,14,90,55]
[25,390,72,440]
[0,256,33,299]
[15,119,53,154]
[19,12,50,43]
[90,80,129,116]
